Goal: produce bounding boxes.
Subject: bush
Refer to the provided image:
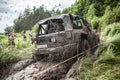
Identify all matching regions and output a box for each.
[32,23,38,33]
[100,6,120,28]
[0,50,20,69]
[0,35,8,49]
[0,32,34,70]
[91,16,99,30]
[15,32,32,50]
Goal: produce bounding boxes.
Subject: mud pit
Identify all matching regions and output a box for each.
[0,44,81,80]
[1,43,97,80]
[1,47,96,80]
[2,57,76,80]
[1,44,95,80]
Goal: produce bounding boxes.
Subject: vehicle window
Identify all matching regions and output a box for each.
[38,19,65,35]
[47,22,65,33]
[38,25,45,35]
[73,18,82,29]
[47,23,56,33]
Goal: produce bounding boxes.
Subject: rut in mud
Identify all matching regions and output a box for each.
[2,57,77,80]
[1,40,99,80]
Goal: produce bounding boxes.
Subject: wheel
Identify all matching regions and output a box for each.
[83,39,91,56]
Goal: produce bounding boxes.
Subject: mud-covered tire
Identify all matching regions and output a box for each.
[83,39,91,56]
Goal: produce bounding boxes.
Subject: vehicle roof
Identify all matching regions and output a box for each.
[38,14,82,25]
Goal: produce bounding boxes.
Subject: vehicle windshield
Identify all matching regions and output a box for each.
[38,19,65,35]
[73,17,83,29]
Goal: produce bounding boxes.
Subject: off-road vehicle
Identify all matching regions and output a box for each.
[33,14,99,61]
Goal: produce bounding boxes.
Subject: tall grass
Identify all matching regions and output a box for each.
[0,50,20,69]
[0,32,35,69]
[101,23,120,40]
[78,57,120,80]
[78,23,120,80]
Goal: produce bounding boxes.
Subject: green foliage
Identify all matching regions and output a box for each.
[62,0,91,16]
[99,56,120,65]
[86,4,96,22]
[78,24,120,79]
[14,6,51,32]
[78,57,120,80]
[0,33,34,69]
[0,33,30,50]
[63,0,120,32]
[15,31,35,50]
[32,24,38,33]
[91,16,99,30]
[16,40,29,49]
[100,34,120,56]
[85,4,100,30]
[0,50,20,69]
[0,34,5,40]
[1,0,120,79]
[4,26,14,33]
[0,46,33,69]
[0,35,8,49]
[100,5,120,27]
[101,23,120,39]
